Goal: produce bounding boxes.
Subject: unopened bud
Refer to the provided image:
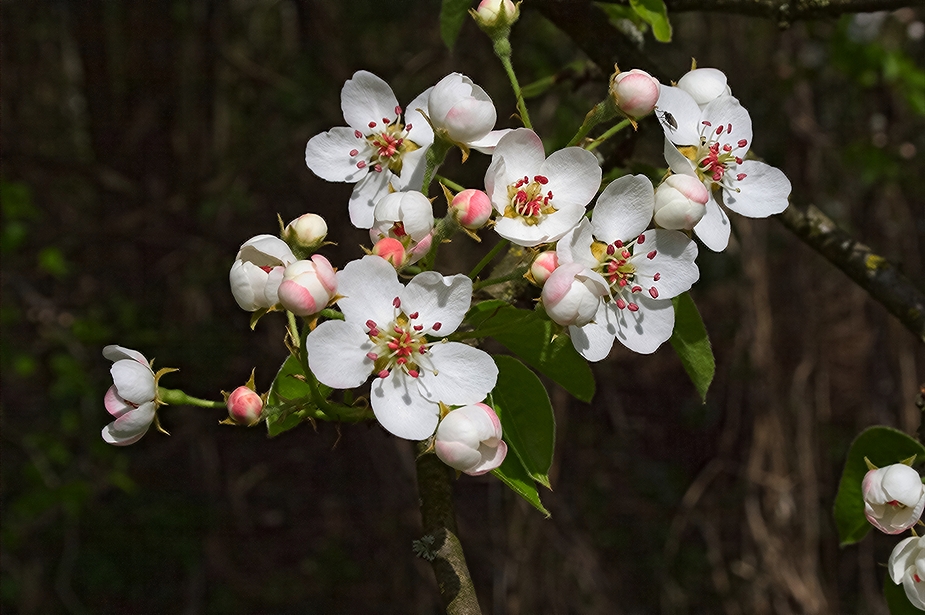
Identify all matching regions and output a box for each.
[450,189,493,229]
[283,213,328,255]
[653,174,709,230]
[677,68,731,107]
[529,251,558,286]
[435,403,507,476]
[541,262,609,327]
[227,386,263,426]
[473,0,519,29]
[277,255,337,316]
[863,463,925,534]
[610,68,661,119]
[372,237,408,268]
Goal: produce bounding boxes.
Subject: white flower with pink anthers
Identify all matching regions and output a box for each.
[485,128,602,247]
[305,256,498,440]
[304,71,434,229]
[655,82,791,252]
[556,175,699,358]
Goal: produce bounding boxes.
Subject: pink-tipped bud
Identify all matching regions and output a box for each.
[283,213,328,254]
[227,386,263,426]
[277,254,337,317]
[863,463,925,534]
[529,251,558,286]
[434,403,507,476]
[450,189,493,229]
[474,0,518,28]
[610,68,661,119]
[541,262,609,327]
[653,174,709,230]
[372,237,408,268]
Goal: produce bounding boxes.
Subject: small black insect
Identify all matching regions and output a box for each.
[657,109,678,130]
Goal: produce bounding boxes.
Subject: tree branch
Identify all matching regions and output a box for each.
[414,443,482,615]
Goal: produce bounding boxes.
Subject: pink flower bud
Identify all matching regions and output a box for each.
[372,237,408,268]
[677,68,731,107]
[653,174,709,230]
[451,189,493,229]
[541,262,609,327]
[227,386,263,426]
[475,0,518,27]
[611,69,661,119]
[277,254,337,316]
[863,463,925,534]
[530,251,558,286]
[283,213,328,252]
[435,403,507,476]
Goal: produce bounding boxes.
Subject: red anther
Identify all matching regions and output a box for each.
[647,250,657,259]
[394,325,404,334]
[726,124,732,133]
[738,139,748,148]
[432,322,442,331]
[631,285,642,293]
[606,244,615,255]
[349,149,359,157]
[713,169,723,181]
[378,369,390,378]
[627,302,639,312]
[615,240,624,248]
[355,130,362,138]
[653,272,661,281]
[396,357,407,365]
[366,319,377,329]
[622,250,631,259]
[736,173,747,181]
[534,175,549,184]
[702,121,712,127]
[619,279,628,287]
[888,500,900,506]
[418,347,427,354]
[259,265,273,273]
[916,574,923,584]
[382,117,390,124]
[357,161,367,169]
[649,287,659,298]
[368,121,377,128]
[716,125,724,135]
[735,157,743,164]
[366,352,378,360]
[413,325,423,331]
[516,190,527,202]
[393,297,401,308]
[637,233,646,244]
[374,164,383,173]
[616,298,627,309]
[408,312,419,319]
[408,369,419,378]
[388,341,399,350]
[368,328,379,337]
[405,123,412,130]
[547,191,553,199]
[723,144,732,152]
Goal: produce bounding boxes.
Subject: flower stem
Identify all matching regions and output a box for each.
[287,310,300,349]
[468,238,509,280]
[157,388,225,409]
[437,175,466,192]
[585,118,632,151]
[494,39,531,130]
[414,442,482,614]
[422,138,454,194]
[419,210,460,271]
[472,267,528,291]
[567,98,618,147]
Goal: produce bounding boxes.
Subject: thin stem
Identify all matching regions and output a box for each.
[157,388,225,409]
[472,268,528,291]
[287,310,300,349]
[469,239,510,280]
[585,118,632,151]
[422,139,454,194]
[318,308,344,321]
[414,442,482,614]
[567,98,618,147]
[437,175,466,192]
[419,210,461,271]
[497,51,532,129]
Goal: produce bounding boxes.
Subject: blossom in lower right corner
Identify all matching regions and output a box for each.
[434,403,507,476]
[863,463,925,534]
[890,536,925,610]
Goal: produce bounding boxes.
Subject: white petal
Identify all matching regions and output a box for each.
[470,129,513,154]
[304,127,371,183]
[655,85,702,146]
[469,440,507,475]
[693,193,732,252]
[491,128,546,181]
[568,302,617,362]
[341,71,400,133]
[305,320,374,389]
[484,156,509,212]
[101,401,155,446]
[371,371,440,440]
[494,203,585,247]
[722,160,791,218]
[104,385,132,418]
[611,295,675,354]
[236,235,297,266]
[677,68,729,106]
[663,139,699,177]
[542,147,601,211]
[404,87,435,147]
[102,345,147,365]
[229,260,263,310]
[701,96,753,154]
[335,256,404,327]
[555,219,598,268]
[419,342,498,405]
[401,272,472,336]
[348,169,395,229]
[904,567,925,610]
[632,230,699,299]
[110,359,156,404]
[592,174,654,243]
[890,537,920,584]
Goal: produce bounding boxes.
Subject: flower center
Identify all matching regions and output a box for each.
[347,106,421,175]
[686,120,749,191]
[504,175,556,225]
[364,297,440,380]
[591,234,662,312]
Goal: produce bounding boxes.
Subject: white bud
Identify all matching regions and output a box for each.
[429,73,498,145]
[863,463,925,534]
[283,213,328,253]
[541,262,609,327]
[653,174,710,230]
[229,235,297,311]
[277,255,337,317]
[474,0,518,27]
[677,68,731,107]
[435,403,507,476]
[611,68,661,119]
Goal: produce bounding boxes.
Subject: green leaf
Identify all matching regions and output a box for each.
[885,571,922,615]
[833,426,925,546]
[265,355,326,437]
[491,355,555,488]
[627,0,672,42]
[492,452,551,517]
[669,292,715,403]
[439,0,471,51]
[465,302,596,402]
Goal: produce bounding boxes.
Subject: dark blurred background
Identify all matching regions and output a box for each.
[2,1,924,613]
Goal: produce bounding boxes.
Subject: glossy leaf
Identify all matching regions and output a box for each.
[669,292,714,403]
[492,451,551,517]
[628,0,672,42]
[439,0,471,51]
[491,355,555,488]
[265,354,326,437]
[833,426,925,546]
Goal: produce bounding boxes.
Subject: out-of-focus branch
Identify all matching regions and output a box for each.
[776,203,925,342]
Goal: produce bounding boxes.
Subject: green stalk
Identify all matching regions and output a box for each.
[157,388,225,409]
[567,98,618,147]
[472,267,529,291]
[468,238,509,280]
[586,119,632,151]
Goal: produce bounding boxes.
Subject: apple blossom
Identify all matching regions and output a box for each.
[485,128,601,247]
[277,255,338,317]
[610,68,661,119]
[862,463,925,534]
[434,403,507,476]
[229,235,298,312]
[304,71,434,229]
[428,73,502,149]
[450,189,493,230]
[676,67,731,107]
[305,256,498,440]
[101,345,158,446]
[890,536,925,610]
[556,174,699,358]
[226,386,263,426]
[656,84,791,251]
[653,174,710,230]
[541,262,609,327]
[283,213,328,255]
[529,250,558,286]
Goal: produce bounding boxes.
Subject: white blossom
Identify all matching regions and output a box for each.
[101,345,157,446]
[863,463,925,534]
